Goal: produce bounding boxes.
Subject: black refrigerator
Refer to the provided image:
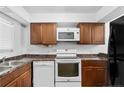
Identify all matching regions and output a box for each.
[109,19,124,86]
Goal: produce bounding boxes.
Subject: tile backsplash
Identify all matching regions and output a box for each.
[26,42,108,54]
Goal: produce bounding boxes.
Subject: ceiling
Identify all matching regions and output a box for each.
[111,16,124,24]
[23,6,103,14]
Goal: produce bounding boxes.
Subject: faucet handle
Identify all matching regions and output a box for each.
[2,56,6,59]
[2,56,6,62]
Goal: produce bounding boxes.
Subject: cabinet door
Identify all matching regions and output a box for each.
[92,24,105,44]
[6,80,19,87]
[80,24,92,44]
[20,69,32,87]
[6,69,31,87]
[82,67,106,86]
[42,23,56,45]
[31,23,42,44]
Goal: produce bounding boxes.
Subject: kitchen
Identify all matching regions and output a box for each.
[0,6,123,87]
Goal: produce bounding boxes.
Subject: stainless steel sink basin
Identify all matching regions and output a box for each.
[1,61,24,67]
[10,61,24,66]
[0,67,11,74]
[0,61,25,75]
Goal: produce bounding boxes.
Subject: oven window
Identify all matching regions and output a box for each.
[58,32,74,39]
[58,63,79,77]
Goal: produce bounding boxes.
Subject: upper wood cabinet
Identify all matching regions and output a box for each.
[42,23,57,45]
[79,23,105,44]
[92,24,105,44]
[80,24,92,44]
[30,23,57,45]
[31,23,42,44]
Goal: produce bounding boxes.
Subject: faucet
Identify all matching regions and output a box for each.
[1,56,6,63]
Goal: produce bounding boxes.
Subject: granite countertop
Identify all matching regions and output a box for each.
[78,55,107,61]
[0,54,107,77]
[18,57,55,62]
[0,57,55,77]
[19,55,107,62]
[81,57,107,60]
[0,61,31,77]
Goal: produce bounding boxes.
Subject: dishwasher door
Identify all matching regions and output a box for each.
[33,61,54,87]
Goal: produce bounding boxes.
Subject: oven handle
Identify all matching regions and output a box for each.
[55,61,81,63]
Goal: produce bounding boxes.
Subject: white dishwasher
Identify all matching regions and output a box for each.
[33,61,54,87]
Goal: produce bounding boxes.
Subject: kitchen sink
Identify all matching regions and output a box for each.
[0,67,12,74]
[0,61,26,75]
[10,61,24,65]
[0,61,25,75]
[1,61,24,67]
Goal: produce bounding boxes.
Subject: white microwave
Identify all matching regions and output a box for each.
[57,28,80,41]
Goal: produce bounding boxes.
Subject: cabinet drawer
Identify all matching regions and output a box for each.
[82,60,107,68]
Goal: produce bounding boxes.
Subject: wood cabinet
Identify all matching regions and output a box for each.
[31,23,57,45]
[31,23,42,44]
[81,60,107,86]
[79,23,105,44]
[6,70,31,87]
[6,79,18,87]
[7,64,31,87]
[0,63,32,87]
[6,69,31,87]
[19,69,31,87]
[42,23,56,44]
[92,24,105,44]
[80,24,92,44]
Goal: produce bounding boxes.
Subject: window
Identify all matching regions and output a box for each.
[0,17,14,52]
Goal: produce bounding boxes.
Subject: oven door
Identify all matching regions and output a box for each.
[55,60,81,82]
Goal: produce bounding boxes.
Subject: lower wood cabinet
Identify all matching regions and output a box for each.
[6,69,31,87]
[6,79,18,87]
[81,60,108,86]
[0,63,32,87]
[19,69,31,87]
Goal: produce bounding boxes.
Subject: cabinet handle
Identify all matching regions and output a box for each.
[87,68,92,70]
[35,64,51,67]
[88,66,93,68]
[97,68,103,70]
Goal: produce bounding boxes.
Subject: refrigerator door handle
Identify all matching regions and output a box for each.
[109,60,115,63]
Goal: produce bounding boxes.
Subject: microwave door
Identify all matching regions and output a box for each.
[57,32,75,41]
[57,28,80,41]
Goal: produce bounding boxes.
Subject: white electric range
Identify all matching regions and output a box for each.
[55,49,81,87]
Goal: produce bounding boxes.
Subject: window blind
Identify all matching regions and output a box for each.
[0,17,14,51]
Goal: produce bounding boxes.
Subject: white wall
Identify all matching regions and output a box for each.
[0,12,110,59]
[27,13,110,54]
[0,13,25,59]
[31,13,96,22]
[23,22,110,54]
[6,6,31,25]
